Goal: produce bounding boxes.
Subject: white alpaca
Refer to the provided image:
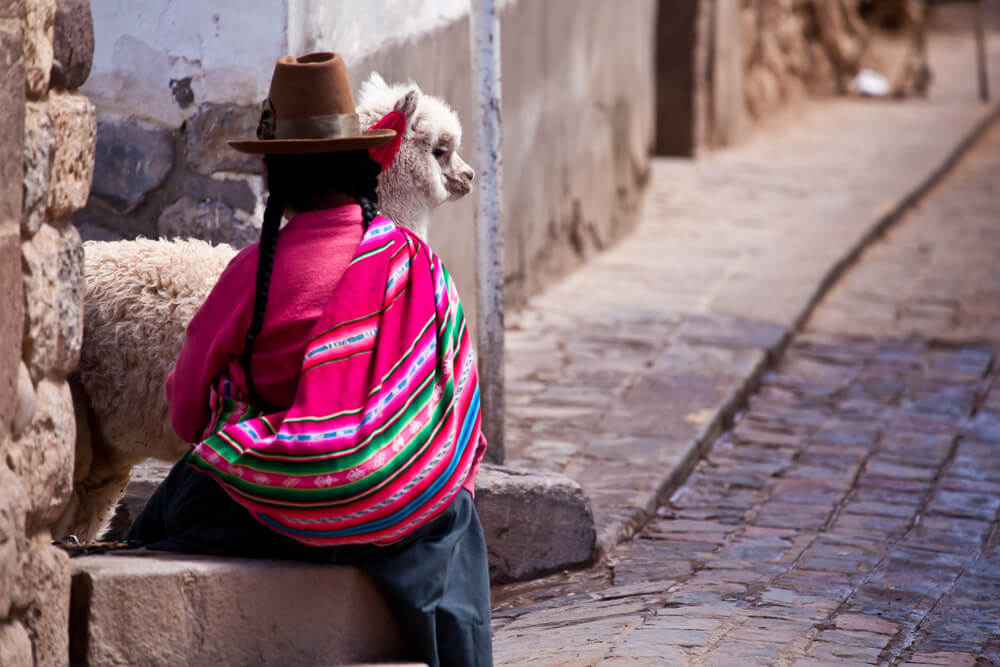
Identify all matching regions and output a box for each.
[358,73,474,239]
[59,75,474,539]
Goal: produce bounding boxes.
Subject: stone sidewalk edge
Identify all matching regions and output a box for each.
[592,99,1000,561]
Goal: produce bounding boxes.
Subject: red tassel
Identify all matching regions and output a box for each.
[368,110,406,172]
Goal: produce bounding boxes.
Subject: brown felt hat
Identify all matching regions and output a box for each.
[229,52,396,154]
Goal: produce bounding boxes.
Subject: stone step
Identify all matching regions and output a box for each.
[107,462,597,584]
[70,552,410,666]
[72,465,595,664]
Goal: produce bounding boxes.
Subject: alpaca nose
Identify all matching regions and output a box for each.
[463,165,475,183]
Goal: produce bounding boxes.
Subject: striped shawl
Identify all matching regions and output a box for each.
[186,217,482,546]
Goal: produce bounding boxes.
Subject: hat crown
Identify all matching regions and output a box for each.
[268,52,356,121]
[229,51,397,154]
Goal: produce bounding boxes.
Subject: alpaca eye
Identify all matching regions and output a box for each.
[432,147,447,158]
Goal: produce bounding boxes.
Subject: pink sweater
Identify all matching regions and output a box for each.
[167,206,364,443]
[166,205,482,495]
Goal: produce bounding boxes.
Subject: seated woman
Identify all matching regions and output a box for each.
[128,52,491,667]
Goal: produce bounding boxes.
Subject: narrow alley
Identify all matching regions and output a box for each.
[491,79,1000,667]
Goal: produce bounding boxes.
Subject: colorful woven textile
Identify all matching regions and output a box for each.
[186,217,482,546]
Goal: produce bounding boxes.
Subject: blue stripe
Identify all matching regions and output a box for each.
[258,387,480,539]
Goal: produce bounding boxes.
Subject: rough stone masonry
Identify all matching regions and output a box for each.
[1,0,97,665]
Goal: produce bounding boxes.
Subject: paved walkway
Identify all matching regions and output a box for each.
[502,30,1000,557]
[492,31,1000,666]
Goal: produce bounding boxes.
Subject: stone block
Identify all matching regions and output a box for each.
[14,536,70,667]
[70,553,407,666]
[12,361,34,437]
[54,223,83,375]
[0,21,24,225]
[0,226,22,438]
[0,465,27,618]
[21,222,83,379]
[22,222,59,380]
[50,0,91,90]
[0,0,25,19]
[48,92,96,218]
[0,620,33,667]
[184,103,264,175]
[157,195,260,247]
[8,378,75,530]
[22,100,53,236]
[22,0,54,99]
[90,115,174,214]
[475,464,596,583]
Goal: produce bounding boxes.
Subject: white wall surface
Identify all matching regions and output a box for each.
[82,1,495,125]
[82,0,289,125]
[288,0,471,65]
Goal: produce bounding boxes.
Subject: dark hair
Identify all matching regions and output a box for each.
[241,150,381,407]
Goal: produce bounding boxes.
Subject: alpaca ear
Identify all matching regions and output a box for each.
[365,71,388,89]
[394,88,420,125]
[358,72,388,105]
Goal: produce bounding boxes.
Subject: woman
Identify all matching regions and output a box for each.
[129,52,492,666]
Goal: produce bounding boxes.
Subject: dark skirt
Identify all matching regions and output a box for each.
[128,455,493,667]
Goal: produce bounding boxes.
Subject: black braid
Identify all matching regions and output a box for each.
[240,150,382,408]
[357,196,377,227]
[342,151,380,228]
[241,193,282,408]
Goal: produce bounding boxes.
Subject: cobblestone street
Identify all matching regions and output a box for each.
[491,55,1000,667]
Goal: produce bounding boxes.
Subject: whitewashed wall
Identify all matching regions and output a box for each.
[82,0,481,125]
[288,0,471,64]
[83,0,288,125]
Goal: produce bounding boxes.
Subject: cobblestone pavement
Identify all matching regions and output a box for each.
[494,339,1000,665]
[806,118,1000,344]
[491,41,1000,666]
[503,31,1000,556]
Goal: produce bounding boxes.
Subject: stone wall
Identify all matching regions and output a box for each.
[1,0,96,664]
[656,0,875,156]
[741,0,868,120]
[72,0,658,320]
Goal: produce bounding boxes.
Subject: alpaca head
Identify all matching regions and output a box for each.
[357,73,475,237]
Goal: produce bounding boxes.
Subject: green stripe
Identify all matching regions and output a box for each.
[203,368,446,475]
[349,239,394,266]
[244,371,440,471]
[301,347,374,374]
[192,394,457,506]
[366,314,436,399]
[309,308,382,343]
[290,314,436,419]
[193,377,458,503]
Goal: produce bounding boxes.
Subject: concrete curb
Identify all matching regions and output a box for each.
[591,99,1000,562]
[790,101,1000,335]
[593,347,773,559]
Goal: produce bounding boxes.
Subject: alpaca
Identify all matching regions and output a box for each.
[357,72,475,239]
[59,75,475,539]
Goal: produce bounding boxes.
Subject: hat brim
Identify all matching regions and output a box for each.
[229,129,397,154]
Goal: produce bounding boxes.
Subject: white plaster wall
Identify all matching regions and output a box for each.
[288,0,472,65]
[81,0,481,125]
[82,0,289,125]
